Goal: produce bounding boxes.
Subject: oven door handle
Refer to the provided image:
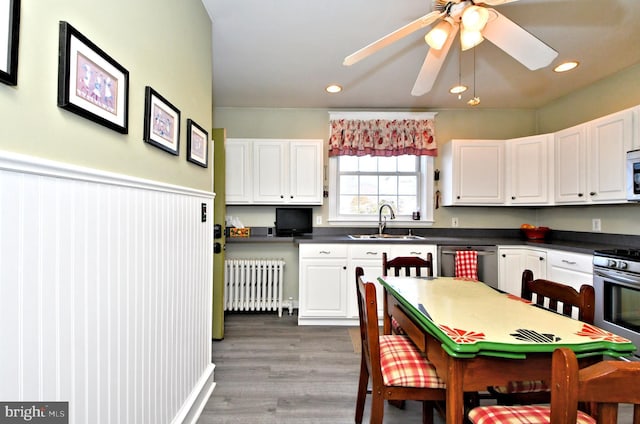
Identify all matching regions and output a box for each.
[594,269,640,285]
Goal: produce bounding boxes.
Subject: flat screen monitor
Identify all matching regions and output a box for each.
[275,207,312,237]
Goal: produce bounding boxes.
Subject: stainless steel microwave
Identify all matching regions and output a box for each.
[627,150,640,201]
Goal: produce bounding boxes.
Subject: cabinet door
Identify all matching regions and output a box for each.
[554,125,588,203]
[507,135,551,205]
[289,140,323,204]
[453,140,505,204]
[225,139,252,204]
[498,247,546,295]
[589,109,633,203]
[347,244,391,318]
[498,248,526,295]
[253,141,287,203]
[299,258,348,318]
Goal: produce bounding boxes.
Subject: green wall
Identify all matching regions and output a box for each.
[1,0,213,191]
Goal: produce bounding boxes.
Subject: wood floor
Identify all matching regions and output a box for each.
[199,312,428,424]
[199,312,633,424]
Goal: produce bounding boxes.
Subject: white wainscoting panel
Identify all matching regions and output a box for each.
[0,151,215,423]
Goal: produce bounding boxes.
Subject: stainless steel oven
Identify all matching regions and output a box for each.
[594,249,640,358]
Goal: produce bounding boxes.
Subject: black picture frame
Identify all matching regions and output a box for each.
[57,21,129,134]
[143,86,180,155]
[186,119,208,168]
[0,0,20,85]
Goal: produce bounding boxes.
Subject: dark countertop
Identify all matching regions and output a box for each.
[225,227,640,255]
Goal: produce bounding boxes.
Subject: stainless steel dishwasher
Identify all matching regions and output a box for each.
[438,245,499,289]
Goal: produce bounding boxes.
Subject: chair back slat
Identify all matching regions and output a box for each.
[383,252,433,278]
[521,269,595,323]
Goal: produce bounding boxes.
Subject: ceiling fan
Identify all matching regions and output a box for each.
[343,0,558,96]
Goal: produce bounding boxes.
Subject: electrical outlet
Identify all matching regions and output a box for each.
[316,215,322,225]
[452,217,459,227]
[592,218,601,232]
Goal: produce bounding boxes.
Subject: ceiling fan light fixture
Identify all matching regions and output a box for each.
[467,96,481,106]
[460,27,484,51]
[425,20,453,50]
[553,61,579,73]
[325,84,343,94]
[461,5,490,32]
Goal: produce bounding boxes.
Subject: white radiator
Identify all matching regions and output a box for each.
[225,259,285,316]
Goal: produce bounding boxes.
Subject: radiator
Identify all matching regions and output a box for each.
[225,259,285,317]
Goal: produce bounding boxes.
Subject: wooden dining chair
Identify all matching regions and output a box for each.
[355,267,446,424]
[469,347,640,424]
[382,252,433,335]
[487,269,596,406]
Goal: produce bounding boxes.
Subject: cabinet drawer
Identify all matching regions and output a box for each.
[349,244,392,259]
[547,251,592,271]
[391,245,436,258]
[299,244,348,258]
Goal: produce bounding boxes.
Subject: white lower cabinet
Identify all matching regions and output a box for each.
[499,246,593,296]
[298,244,348,325]
[546,250,593,291]
[498,247,547,296]
[299,243,437,325]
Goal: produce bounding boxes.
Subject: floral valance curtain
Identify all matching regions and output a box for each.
[328,118,436,157]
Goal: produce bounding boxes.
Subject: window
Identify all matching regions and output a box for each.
[328,154,434,223]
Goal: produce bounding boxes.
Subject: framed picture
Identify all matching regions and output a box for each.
[57,21,129,134]
[186,119,208,167]
[143,86,180,155]
[0,0,20,85]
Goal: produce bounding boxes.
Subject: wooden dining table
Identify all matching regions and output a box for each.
[378,275,636,424]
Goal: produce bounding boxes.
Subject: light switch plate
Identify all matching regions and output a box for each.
[592,218,601,232]
[316,215,322,225]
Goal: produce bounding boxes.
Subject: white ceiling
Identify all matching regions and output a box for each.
[203,0,640,110]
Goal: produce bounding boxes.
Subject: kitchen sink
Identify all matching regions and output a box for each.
[348,234,425,240]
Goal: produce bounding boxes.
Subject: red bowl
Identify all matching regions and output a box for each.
[521,227,550,240]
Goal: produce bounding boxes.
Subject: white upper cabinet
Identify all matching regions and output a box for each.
[226,138,323,205]
[554,124,588,203]
[441,139,505,205]
[555,108,633,204]
[588,109,633,203]
[506,134,553,205]
[225,139,252,203]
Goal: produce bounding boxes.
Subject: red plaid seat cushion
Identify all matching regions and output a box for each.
[379,335,445,388]
[493,379,549,394]
[468,405,595,424]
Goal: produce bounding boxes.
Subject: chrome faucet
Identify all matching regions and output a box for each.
[378,203,396,235]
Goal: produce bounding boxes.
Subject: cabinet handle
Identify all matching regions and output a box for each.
[511,196,516,200]
[502,254,506,258]
[539,257,544,261]
[366,251,378,255]
[590,192,597,196]
[290,195,294,199]
[410,251,422,255]
[342,266,347,270]
[561,259,577,265]
[319,250,331,255]
[280,195,284,199]
[457,195,461,199]
[578,193,584,197]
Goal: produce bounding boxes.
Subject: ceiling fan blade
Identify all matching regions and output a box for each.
[476,0,519,5]
[411,24,459,96]
[481,9,558,70]
[343,11,444,66]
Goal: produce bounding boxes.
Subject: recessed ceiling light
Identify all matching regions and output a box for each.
[325,84,343,94]
[553,61,579,73]
[449,85,468,94]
